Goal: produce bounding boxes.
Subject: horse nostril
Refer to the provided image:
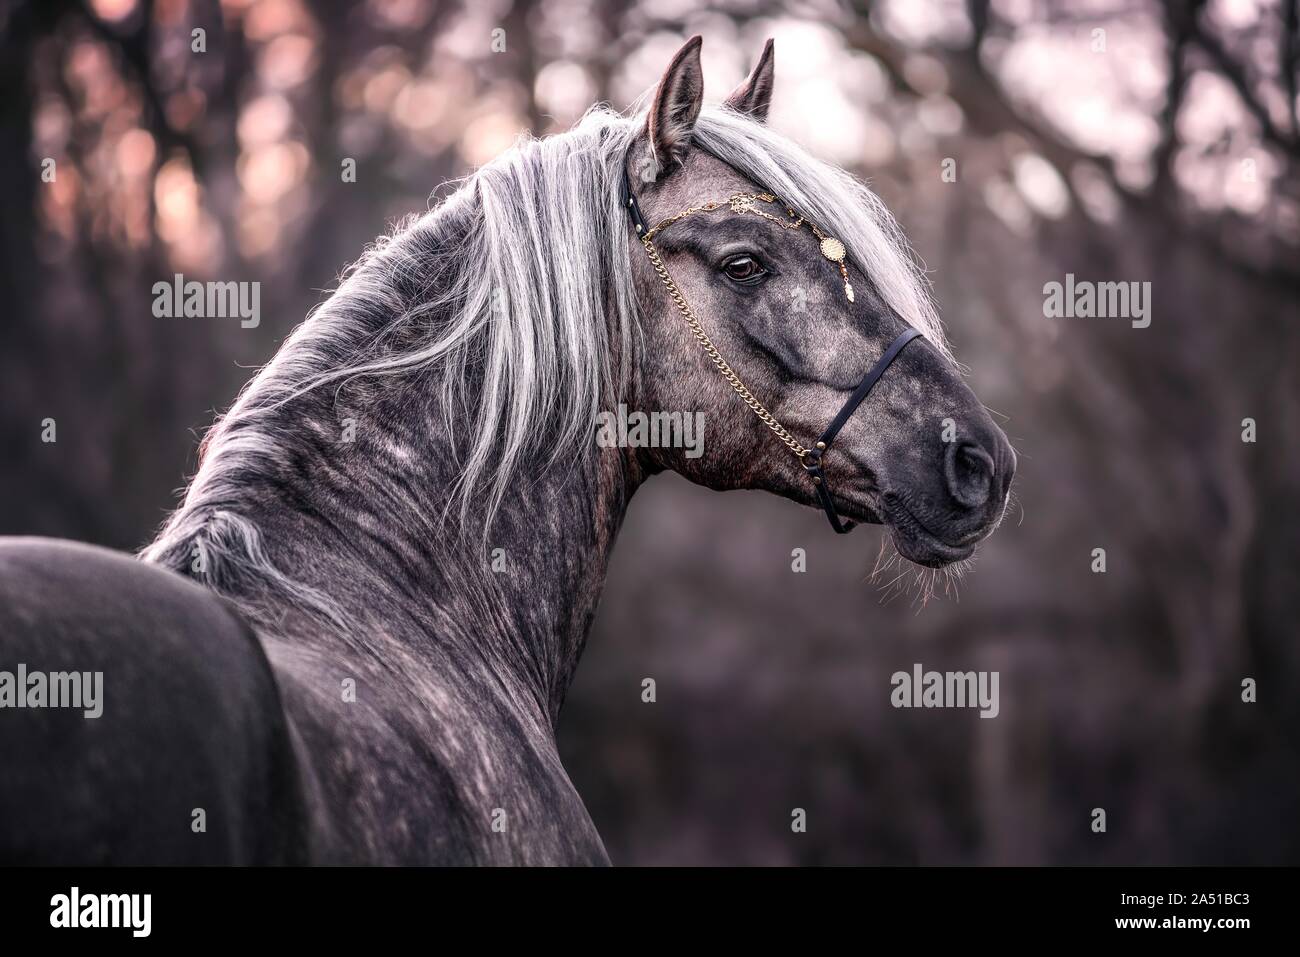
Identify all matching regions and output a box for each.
[944,441,994,510]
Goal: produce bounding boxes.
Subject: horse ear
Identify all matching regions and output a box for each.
[645,35,704,177]
[724,39,775,123]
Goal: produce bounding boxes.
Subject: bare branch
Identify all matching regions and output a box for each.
[1190,10,1299,157]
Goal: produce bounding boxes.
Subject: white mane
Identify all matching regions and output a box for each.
[143,103,947,615]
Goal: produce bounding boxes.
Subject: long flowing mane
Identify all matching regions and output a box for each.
[142,103,948,624]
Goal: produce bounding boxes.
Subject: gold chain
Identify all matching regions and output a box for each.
[640,233,808,459]
[635,190,855,462]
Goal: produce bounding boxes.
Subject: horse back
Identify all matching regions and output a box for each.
[0,537,307,864]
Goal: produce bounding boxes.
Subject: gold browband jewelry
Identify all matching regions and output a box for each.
[641,193,855,303]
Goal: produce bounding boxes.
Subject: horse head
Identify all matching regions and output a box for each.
[624,37,1015,567]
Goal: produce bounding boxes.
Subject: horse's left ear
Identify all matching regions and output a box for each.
[724,39,775,123]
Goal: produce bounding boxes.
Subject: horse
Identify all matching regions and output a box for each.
[0,36,1014,865]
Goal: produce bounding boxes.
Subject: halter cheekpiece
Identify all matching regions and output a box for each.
[623,164,923,534]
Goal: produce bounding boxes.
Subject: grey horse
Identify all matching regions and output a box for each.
[0,37,1013,865]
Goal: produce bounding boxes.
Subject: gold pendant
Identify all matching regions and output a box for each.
[820,237,854,302]
[820,237,846,263]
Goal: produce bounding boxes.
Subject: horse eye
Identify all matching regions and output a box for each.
[721,255,767,284]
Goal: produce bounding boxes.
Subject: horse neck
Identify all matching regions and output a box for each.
[251,397,638,731]
[156,170,647,733]
[423,433,638,726]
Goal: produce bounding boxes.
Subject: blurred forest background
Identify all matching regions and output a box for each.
[2,0,1298,864]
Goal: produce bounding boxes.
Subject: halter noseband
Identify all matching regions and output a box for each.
[623,166,923,534]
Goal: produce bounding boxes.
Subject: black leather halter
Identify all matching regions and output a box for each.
[801,325,922,531]
[623,168,923,534]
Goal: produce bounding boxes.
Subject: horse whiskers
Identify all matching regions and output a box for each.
[867,536,977,608]
[867,540,918,606]
[869,536,901,581]
[1009,488,1026,527]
